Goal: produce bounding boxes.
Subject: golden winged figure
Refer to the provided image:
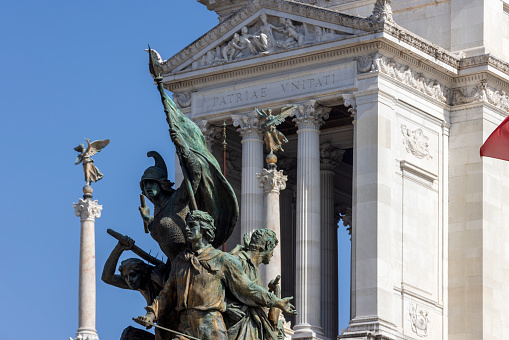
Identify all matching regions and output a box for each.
[74,138,110,185]
[255,105,297,153]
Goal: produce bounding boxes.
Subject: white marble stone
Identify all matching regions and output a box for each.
[233,111,265,237]
[257,166,287,286]
[73,198,101,340]
[293,100,330,340]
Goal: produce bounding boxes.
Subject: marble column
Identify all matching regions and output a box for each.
[73,186,102,340]
[319,143,345,340]
[293,100,331,339]
[232,112,264,237]
[256,163,287,286]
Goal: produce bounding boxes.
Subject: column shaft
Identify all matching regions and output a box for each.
[320,169,337,339]
[293,101,330,339]
[73,197,101,340]
[233,112,265,237]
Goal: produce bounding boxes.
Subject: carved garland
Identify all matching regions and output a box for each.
[358,54,449,103]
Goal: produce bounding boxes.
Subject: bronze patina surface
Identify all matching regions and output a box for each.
[74,138,109,185]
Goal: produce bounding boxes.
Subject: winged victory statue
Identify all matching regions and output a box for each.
[74,138,110,185]
[255,105,297,154]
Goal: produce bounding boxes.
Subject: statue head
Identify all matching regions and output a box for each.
[118,258,152,290]
[140,151,175,199]
[244,228,278,265]
[186,210,216,244]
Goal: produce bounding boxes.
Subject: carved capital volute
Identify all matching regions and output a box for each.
[256,168,288,193]
[293,100,331,130]
[232,111,264,140]
[342,94,357,125]
[74,198,102,222]
[196,120,222,151]
[320,143,345,171]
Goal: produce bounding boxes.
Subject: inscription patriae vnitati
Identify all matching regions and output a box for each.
[194,64,355,115]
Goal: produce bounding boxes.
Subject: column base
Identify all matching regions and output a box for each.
[292,323,330,340]
[339,317,400,340]
[71,328,99,340]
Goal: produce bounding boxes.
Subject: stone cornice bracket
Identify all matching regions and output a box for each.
[74,198,102,222]
[369,0,394,24]
[320,142,345,171]
[196,120,222,150]
[342,94,357,124]
[256,168,288,193]
[173,91,191,109]
[293,100,331,130]
[232,111,264,140]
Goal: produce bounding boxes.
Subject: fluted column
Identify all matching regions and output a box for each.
[233,112,264,237]
[257,164,287,286]
[73,187,102,340]
[293,100,331,339]
[320,143,344,340]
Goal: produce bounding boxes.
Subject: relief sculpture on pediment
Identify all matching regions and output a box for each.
[189,12,349,70]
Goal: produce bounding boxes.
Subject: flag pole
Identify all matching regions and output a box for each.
[222,120,227,251]
[148,45,198,211]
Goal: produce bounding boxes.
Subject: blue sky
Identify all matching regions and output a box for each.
[0,1,350,338]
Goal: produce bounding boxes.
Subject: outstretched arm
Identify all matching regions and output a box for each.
[101,241,131,289]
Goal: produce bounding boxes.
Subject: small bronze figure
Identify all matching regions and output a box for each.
[255,106,297,154]
[74,138,110,185]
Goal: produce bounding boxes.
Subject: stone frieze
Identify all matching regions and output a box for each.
[358,54,449,103]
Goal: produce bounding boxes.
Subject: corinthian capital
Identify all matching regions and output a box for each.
[74,198,102,222]
[320,143,345,171]
[256,168,288,193]
[196,120,222,151]
[232,111,263,140]
[293,100,331,130]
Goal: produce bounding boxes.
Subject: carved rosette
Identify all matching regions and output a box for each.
[320,142,345,171]
[196,120,222,151]
[173,91,191,109]
[293,100,331,130]
[74,198,102,222]
[256,168,288,194]
[232,111,264,140]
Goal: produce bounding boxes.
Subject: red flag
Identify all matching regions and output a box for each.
[480,115,509,161]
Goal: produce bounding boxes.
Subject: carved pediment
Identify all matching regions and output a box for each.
[159,0,377,75]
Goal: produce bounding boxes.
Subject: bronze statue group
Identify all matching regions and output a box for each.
[102,75,296,340]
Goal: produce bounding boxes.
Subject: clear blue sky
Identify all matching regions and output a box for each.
[0,1,350,338]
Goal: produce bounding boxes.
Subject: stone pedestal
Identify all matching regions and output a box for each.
[72,192,102,340]
[292,101,330,340]
[256,164,287,286]
[233,112,264,237]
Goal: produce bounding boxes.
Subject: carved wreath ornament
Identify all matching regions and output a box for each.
[401,125,432,160]
[409,302,430,337]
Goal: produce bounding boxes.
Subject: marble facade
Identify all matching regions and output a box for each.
[166,1,509,339]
